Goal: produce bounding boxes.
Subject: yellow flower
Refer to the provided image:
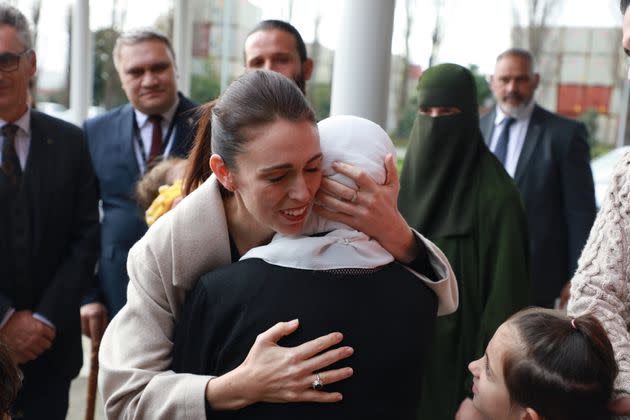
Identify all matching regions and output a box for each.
[145,179,183,226]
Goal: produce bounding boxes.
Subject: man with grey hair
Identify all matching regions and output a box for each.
[0,4,99,419]
[80,28,197,341]
[479,48,596,310]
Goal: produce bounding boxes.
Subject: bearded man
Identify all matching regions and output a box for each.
[480,48,596,309]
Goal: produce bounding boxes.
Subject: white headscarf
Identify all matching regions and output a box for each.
[240,115,396,270]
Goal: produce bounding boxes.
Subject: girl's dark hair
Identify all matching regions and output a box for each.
[184,69,316,196]
[622,0,630,13]
[504,308,617,420]
[0,342,21,417]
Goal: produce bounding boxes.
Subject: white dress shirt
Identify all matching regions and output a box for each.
[488,100,536,178]
[133,98,180,174]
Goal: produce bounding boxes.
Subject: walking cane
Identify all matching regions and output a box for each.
[84,336,99,420]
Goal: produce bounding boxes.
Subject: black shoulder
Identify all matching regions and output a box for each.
[31,109,82,136]
[177,93,198,111]
[534,105,585,131]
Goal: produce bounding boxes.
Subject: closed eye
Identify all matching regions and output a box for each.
[484,355,491,377]
[268,174,286,183]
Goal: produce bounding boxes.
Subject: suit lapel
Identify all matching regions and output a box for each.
[514,105,543,184]
[118,104,141,176]
[480,109,496,147]
[170,94,197,157]
[27,111,53,253]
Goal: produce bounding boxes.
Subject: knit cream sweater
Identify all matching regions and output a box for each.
[568,150,630,396]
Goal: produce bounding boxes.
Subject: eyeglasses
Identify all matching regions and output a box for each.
[0,49,32,72]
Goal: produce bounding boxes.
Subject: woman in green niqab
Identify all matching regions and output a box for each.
[399,63,531,420]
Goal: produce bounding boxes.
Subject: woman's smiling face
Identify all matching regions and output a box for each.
[229,118,322,235]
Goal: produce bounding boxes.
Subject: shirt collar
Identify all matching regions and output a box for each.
[494,99,535,126]
[134,96,180,128]
[1,107,31,136]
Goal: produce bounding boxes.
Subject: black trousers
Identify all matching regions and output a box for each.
[13,369,71,420]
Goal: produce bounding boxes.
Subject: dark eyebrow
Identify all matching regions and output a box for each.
[625,48,630,58]
[259,153,322,173]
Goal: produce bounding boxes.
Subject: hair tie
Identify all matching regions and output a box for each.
[570,318,577,330]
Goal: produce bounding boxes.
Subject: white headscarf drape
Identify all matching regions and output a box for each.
[240,115,396,270]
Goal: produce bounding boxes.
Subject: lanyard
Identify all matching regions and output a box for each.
[132,106,179,169]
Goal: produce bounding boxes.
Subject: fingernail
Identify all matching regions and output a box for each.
[289,319,299,326]
[345,347,354,355]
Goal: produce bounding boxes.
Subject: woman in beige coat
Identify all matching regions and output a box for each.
[99,70,457,419]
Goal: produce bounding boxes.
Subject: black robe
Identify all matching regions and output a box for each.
[172,258,438,420]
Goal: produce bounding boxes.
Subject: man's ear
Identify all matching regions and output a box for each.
[209,154,235,191]
[532,73,540,90]
[302,58,314,81]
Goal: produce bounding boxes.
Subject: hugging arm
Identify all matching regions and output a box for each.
[314,154,458,314]
[314,154,418,263]
[173,283,354,412]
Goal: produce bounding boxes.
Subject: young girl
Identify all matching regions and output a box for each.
[468,307,617,420]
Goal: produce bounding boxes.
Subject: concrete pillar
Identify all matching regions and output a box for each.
[330,0,396,128]
[174,0,193,96]
[69,0,89,125]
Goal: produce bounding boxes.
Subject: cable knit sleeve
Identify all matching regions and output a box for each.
[568,151,630,396]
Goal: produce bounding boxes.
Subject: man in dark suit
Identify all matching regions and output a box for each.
[80,29,197,341]
[480,48,596,308]
[0,5,99,419]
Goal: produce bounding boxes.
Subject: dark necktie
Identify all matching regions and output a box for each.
[148,114,163,163]
[2,124,22,188]
[493,117,515,166]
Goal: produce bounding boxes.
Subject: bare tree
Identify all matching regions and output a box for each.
[287,0,294,22]
[428,0,446,68]
[511,0,560,63]
[306,8,322,101]
[396,0,415,124]
[28,0,41,106]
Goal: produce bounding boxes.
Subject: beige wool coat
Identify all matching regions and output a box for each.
[98,175,458,420]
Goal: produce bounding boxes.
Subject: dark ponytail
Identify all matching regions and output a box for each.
[183,101,216,196]
[503,307,617,420]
